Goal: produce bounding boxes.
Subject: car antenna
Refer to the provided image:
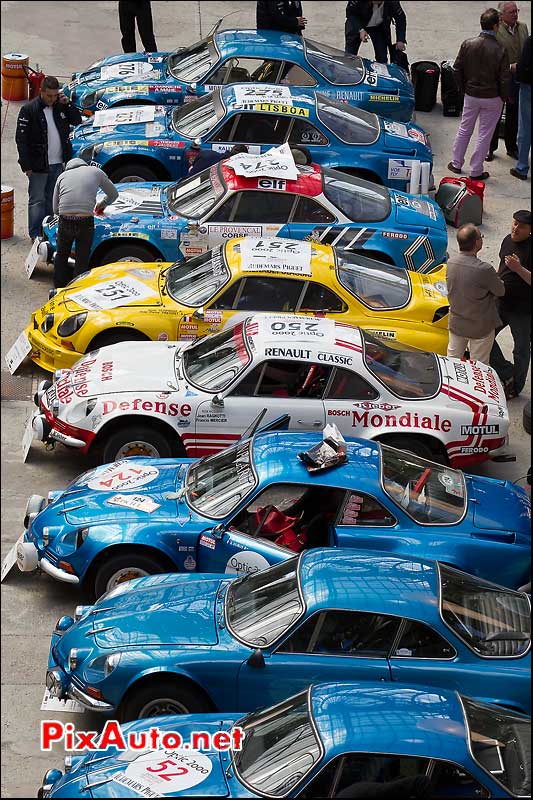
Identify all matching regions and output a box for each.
[207,10,240,39]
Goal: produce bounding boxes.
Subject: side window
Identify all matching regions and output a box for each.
[278,610,401,656]
[292,196,336,224]
[326,368,380,401]
[333,754,431,798]
[340,493,396,527]
[234,277,303,312]
[207,58,254,86]
[210,117,236,142]
[300,282,346,312]
[231,113,291,145]
[280,62,317,86]
[209,279,242,310]
[289,119,328,146]
[392,620,456,659]
[208,195,236,222]
[232,191,296,224]
[230,360,331,399]
[430,761,489,798]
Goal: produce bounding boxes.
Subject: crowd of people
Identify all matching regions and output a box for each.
[13,0,531,401]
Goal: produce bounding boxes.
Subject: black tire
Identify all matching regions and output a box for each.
[120,679,212,722]
[380,435,445,462]
[93,551,170,599]
[94,242,161,266]
[108,161,160,183]
[88,329,149,351]
[523,401,531,435]
[102,424,175,463]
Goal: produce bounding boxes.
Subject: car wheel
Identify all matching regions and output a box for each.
[523,400,531,435]
[121,680,212,722]
[380,435,443,462]
[93,552,170,598]
[108,162,161,183]
[88,329,150,351]
[102,425,175,463]
[95,243,161,265]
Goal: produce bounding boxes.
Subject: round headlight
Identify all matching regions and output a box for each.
[42,526,51,547]
[105,652,122,677]
[57,313,88,338]
[55,615,75,634]
[46,669,65,698]
[40,768,63,795]
[41,314,55,333]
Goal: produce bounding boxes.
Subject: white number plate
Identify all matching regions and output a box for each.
[5,330,31,374]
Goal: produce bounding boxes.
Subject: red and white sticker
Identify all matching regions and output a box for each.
[88,462,159,491]
[113,749,213,796]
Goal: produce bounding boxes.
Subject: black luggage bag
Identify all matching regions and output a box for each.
[440,60,464,116]
[410,61,440,112]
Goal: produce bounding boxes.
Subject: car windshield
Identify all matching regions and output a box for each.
[226,558,303,647]
[362,329,440,399]
[182,321,251,391]
[166,246,230,306]
[336,251,411,309]
[440,565,531,658]
[381,446,466,524]
[304,39,364,86]
[171,91,223,138]
[462,697,531,797]
[167,39,216,83]
[322,168,390,222]
[233,691,321,797]
[166,166,224,218]
[316,93,379,144]
[186,440,257,518]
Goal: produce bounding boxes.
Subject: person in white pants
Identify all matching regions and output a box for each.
[446,224,505,364]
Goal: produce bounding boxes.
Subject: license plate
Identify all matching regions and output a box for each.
[1,534,24,582]
[40,688,84,714]
[25,238,43,278]
[5,331,32,375]
[22,415,35,462]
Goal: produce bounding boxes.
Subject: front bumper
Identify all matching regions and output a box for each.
[19,531,80,584]
[25,325,83,373]
[41,557,80,584]
[47,637,113,712]
[32,412,88,449]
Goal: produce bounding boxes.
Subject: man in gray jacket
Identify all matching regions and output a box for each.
[446,223,505,364]
[52,158,118,288]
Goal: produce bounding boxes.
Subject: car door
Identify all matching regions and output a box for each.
[209,111,292,158]
[196,525,292,575]
[237,610,397,712]
[334,490,403,553]
[323,366,382,440]
[287,193,337,242]
[194,358,329,450]
[203,190,297,249]
[387,618,460,693]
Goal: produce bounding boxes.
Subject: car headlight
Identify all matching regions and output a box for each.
[46,669,65,697]
[84,652,121,682]
[42,526,51,547]
[81,88,105,108]
[76,527,90,548]
[57,313,88,338]
[41,314,55,333]
[78,143,105,163]
[69,648,79,671]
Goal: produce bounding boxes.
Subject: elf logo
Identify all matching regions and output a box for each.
[460,424,500,436]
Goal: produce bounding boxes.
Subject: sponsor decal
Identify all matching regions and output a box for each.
[107,494,161,513]
[460,424,500,436]
[100,62,154,79]
[199,534,216,549]
[408,128,426,144]
[352,410,452,432]
[161,228,178,240]
[88,462,159,491]
[317,352,353,365]
[113,749,213,795]
[257,178,287,190]
[250,102,310,117]
[470,363,501,402]
[370,62,390,77]
[94,106,155,128]
[68,277,157,310]
[264,347,311,359]
[460,446,489,454]
[268,319,326,337]
[353,401,401,410]
[181,323,198,331]
[387,158,415,180]
[207,224,262,239]
[102,398,192,417]
[157,332,169,341]
[148,140,185,148]
[453,363,469,384]
[204,310,223,323]
[333,90,365,101]
[233,85,292,106]
[382,230,409,240]
[240,237,312,274]
[365,329,396,340]
[369,94,400,102]
[383,120,409,138]
[184,555,196,570]
[328,409,351,416]
[225,551,271,575]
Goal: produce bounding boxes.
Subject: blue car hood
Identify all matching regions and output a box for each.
[468,475,532,534]
[90,573,227,648]
[100,180,171,219]
[70,51,171,88]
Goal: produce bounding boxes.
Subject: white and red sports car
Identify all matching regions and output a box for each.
[31,315,509,468]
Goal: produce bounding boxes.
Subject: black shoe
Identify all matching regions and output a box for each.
[447,162,462,174]
[510,168,528,180]
[470,172,490,180]
[486,152,495,162]
[507,149,519,159]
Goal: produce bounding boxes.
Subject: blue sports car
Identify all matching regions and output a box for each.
[39,160,447,269]
[38,684,531,798]
[63,29,415,122]
[72,86,431,188]
[13,434,531,597]
[44,551,531,721]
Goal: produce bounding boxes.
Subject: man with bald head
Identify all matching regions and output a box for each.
[446,224,505,364]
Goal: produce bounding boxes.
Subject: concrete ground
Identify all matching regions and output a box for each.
[1,2,531,796]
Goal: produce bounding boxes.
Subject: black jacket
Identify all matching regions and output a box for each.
[346,1,407,43]
[257,1,304,34]
[15,96,82,173]
[516,35,531,85]
[188,149,224,177]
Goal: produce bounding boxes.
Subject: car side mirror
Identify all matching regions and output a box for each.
[212,394,224,408]
[247,649,265,669]
[212,523,225,539]
[193,306,205,321]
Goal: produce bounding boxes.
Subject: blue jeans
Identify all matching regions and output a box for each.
[516,83,531,176]
[490,307,531,395]
[27,163,63,239]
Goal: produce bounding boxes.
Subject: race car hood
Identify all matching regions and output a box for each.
[71,104,172,146]
[466,475,532,533]
[440,357,507,409]
[100,181,170,219]
[65,52,172,97]
[88,573,227,649]
[63,341,186,395]
[59,262,166,314]
[392,190,444,228]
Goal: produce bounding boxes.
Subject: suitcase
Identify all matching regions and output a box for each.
[435,177,483,227]
[440,60,464,116]
[410,61,440,112]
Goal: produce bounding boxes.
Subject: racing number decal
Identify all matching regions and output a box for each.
[146,760,188,780]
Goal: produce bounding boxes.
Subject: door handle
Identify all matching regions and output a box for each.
[297,420,323,426]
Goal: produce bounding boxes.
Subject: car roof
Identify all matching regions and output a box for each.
[220,161,324,196]
[298,549,440,621]
[225,237,335,283]
[310,683,468,761]
[252,431,382,489]
[221,83,318,112]
[243,314,364,359]
[215,29,309,61]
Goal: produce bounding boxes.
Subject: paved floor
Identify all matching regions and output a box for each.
[1,2,531,796]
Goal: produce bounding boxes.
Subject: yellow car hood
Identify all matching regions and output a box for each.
[60,262,165,313]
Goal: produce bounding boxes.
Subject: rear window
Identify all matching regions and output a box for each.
[168,39,215,83]
[166,167,224,219]
[322,168,390,222]
[316,93,380,144]
[166,246,230,306]
[171,91,223,138]
[182,321,251,391]
[336,251,411,309]
[304,39,364,85]
[362,330,440,399]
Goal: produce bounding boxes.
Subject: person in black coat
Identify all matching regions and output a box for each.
[256,1,307,35]
[188,143,249,177]
[118,0,157,53]
[345,1,407,64]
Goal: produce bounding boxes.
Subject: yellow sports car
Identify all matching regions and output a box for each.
[25,237,450,372]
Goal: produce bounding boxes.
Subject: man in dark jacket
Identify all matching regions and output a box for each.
[188,142,249,177]
[256,1,307,35]
[118,0,157,53]
[345,1,407,64]
[15,75,82,241]
[448,8,510,180]
[511,35,531,179]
